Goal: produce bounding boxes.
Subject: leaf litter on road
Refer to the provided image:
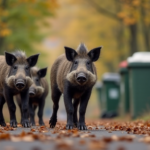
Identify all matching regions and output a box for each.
[1,120,150,150]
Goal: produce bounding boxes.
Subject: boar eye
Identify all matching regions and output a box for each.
[74,61,78,65]
[36,79,39,82]
[13,66,17,69]
[25,66,29,70]
[87,62,90,65]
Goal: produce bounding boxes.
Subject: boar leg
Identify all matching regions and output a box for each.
[33,105,37,111]
[18,101,23,124]
[49,85,61,128]
[73,98,80,127]
[38,97,45,126]
[16,95,23,124]
[78,88,92,130]
[4,90,17,127]
[30,105,37,125]
[29,102,35,126]
[64,84,74,130]
[0,96,6,126]
[20,89,31,128]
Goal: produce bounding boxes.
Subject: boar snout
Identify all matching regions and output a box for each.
[15,79,25,90]
[76,72,87,84]
[29,88,36,97]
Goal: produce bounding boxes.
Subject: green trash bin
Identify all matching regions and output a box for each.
[101,73,120,118]
[128,52,150,119]
[119,61,130,117]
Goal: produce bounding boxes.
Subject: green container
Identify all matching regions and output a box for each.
[128,62,150,119]
[119,67,130,116]
[101,73,120,117]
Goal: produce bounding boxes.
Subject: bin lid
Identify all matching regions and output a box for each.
[119,60,128,68]
[95,81,103,89]
[127,52,150,63]
[102,73,120,83]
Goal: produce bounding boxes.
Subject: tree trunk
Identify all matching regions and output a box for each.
[105,62,115,72]
[0,0,7,51]
[141,1,150,51]
[116,24,125,61]
[115,1,125,61]
[0,37,5,50]
[142,27,150,51]
[129,24,138,55]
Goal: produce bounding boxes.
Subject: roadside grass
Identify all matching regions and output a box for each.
[136,112,150,121]
[113,114,132,121]
[113,112,150,122]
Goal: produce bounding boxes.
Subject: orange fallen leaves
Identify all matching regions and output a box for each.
[88,139,106,150]
[79,139,86,145]
[55,139,73,150]
[95,120,150,135]
[0,120,150,150]
[139,136,150,143]
[10,131,51,142]
[0,133,10,140]
[30,128,36,132]
[30,126,48,133]
[2,125,16,131]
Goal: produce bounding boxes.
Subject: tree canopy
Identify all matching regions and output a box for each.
[0,0,58,55]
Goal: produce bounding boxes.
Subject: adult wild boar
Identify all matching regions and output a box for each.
[17,67,48,126]
[0,51,39,127]
[49,43,102,130]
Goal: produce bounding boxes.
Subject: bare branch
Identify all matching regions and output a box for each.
[86,0,121,22]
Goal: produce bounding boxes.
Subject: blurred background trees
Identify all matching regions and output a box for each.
[85,0,150,54]
[1,0,150,73]
[74,0,150,72]
[0,0,58,55]
[1,0,150,119]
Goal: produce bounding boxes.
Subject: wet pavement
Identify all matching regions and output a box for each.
[0,122,150,150]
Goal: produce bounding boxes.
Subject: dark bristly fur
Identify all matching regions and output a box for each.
[0,51,39,128]
[16,67,48,126]
[76,43,88,56]
[12,51,27,64]
[49,43,102,130]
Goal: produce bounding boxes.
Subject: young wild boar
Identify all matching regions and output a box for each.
[17,67,48,126]
[0,51,39,127]
[49,43,102,130]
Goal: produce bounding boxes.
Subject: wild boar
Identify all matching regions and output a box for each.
[0,51,39,127]
[17,67,48,126]
[49,43,102,130]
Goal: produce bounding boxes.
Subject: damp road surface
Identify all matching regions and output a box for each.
[0,124,149,150]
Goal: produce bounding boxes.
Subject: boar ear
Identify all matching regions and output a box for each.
[88,46,102,62]
[64,47,77,61]
[37,67,47,78]
[27,54,40,67]
[5,52,17,66]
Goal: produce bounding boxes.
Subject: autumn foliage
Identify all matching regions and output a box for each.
[1,120,150,149]
[0,0,58,53]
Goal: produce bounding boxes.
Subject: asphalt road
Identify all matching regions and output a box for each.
[0,125,149,150]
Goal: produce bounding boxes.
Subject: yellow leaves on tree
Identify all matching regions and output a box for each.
[40,1,59,9]
[117,12,127,19]
[144,16,150,26]
[117,0,150,26]
[0,21,11,37]
[0,0,58,54]
[0,10,9,17]
[124,17,136,25]
[0,29,11,37]
[132,0,140,6]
